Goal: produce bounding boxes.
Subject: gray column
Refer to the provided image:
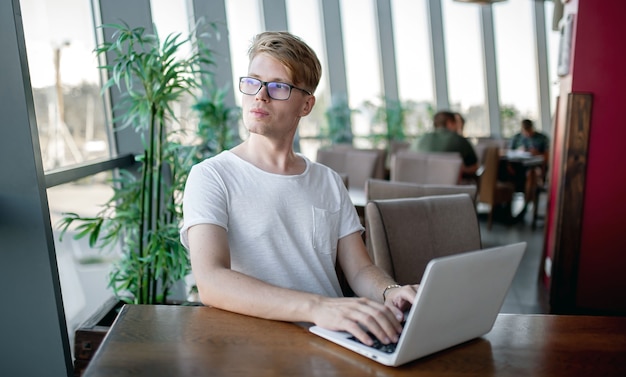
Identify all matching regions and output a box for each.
[95,0,154,156]
[321,0,349,103]
[427,0,449,110]
[533,0,552,134]
[480,4,502,138]
[261,0,299,150]
[189,0,236,109]
[320,0,352,140]
[0,1,72,375]
[375,0,399,102]
[322,0,352,141]
[262,0,289,31]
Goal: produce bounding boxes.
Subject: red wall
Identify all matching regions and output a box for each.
[567,0,626,311]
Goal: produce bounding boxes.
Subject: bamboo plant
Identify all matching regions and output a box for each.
[59,23,216,304]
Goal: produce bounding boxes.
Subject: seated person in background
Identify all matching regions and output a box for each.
[410,110,479,176]
[506,119,550,196]
[509,119,549,157]
[180,31,418,348]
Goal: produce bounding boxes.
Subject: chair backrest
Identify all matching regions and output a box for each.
[345,149,383,190]
[388,140,411,167]
[365,194,481,285]
[365,179,477,202]
[316,148,346,173]
[390,150,463,185]
[389,140,411,156]
[317,147,385,191]
[477,146,500,205]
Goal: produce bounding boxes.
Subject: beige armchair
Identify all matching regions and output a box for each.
[365,179,477,202]
[365,194,481,285]
[316,147,386,191]
[476,146,515,229]
[390,150,463,185]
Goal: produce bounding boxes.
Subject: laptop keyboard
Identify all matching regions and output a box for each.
[348,332,398,354]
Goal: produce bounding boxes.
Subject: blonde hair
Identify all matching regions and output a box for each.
[248,31,322,93]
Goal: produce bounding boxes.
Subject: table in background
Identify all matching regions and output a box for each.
[349,188,366,225]
[498,150,545,221]
[83,305,626,377]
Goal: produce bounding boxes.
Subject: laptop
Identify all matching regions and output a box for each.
[309,242,526,367]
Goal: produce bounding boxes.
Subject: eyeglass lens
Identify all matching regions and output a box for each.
[240,77,292,100]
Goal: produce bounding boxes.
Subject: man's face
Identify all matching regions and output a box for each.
[454,114,464,133]
[241,53,314,139]
[522,128,533,138]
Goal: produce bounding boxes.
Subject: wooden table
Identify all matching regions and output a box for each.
[83,305,626,377]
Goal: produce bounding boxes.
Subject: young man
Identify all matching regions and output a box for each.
[180,31,417,347]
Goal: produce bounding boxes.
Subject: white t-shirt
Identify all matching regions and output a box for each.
[180,151,363,297]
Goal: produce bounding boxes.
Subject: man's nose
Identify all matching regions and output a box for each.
[255,83,270,100]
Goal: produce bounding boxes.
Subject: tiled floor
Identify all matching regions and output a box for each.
[480,194,550,314]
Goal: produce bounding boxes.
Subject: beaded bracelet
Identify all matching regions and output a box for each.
[382,284,401,302]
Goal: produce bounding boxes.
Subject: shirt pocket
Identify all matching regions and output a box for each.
[312,206,340,257]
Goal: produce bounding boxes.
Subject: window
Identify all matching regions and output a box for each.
[391,0,434,139]
[493,0,539,137]
[442,0,486,137]
[225,0,263,139]
[21,0,110,171]
[151,0,191,47]
[225,0,263,108]
[286,0,329,159]
[340,0,382,148]
[151,0,198,143]
[47,175,116,339]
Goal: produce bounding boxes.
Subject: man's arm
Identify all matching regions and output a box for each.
[337,232,419,315]
[188,224,405,346]
[460,162,479,176]
[509,134,519,150]
[459,138,479,176]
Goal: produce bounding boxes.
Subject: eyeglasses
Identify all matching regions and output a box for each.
[239,76,312,101]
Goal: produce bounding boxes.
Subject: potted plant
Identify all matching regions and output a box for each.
[362,96,409,149]
[192,76,240,159]
[59,23,243,374]
[322,97,356,146]
[58,22,215,306]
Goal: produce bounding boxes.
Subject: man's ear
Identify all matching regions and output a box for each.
[300,95,316,116]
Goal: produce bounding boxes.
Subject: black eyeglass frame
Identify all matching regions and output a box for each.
[239,76,312,100]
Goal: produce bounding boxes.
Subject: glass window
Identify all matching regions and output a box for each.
[151,0,197,143]
[391,0,434,139]
[151,0,191,45]
[340,0,382,148]
[225,0,263,108]
[46,173,117,358]
[21,0,118,353]
[225,0,263,139]
[286,0,329,160]
[20,0,110,171]
[493,0,539,137]
[441,0,486,137]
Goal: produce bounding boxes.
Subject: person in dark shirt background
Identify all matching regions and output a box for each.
[411,110,478,176]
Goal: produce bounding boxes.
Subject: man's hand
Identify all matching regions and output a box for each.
[384,284,419,313]
[311,296,404,346]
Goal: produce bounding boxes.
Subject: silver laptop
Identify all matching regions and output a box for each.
[309,242,526,367]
